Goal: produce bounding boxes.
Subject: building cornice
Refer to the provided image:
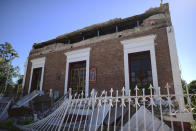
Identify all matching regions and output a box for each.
[121,35,156,46]
[64,48,91,56]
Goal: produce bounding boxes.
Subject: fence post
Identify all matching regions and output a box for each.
[107,88,113,131]
[142,88,147,131]
[149,85,155,131]
[135,85,139,131]
[114,90,119,131]
[165,83,174,130]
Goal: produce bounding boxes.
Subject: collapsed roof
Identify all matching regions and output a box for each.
[33,3,171,49]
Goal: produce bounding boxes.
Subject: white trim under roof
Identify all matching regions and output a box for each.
[28,57,46,94]
[121,35,158,95]
[64,48,91,97]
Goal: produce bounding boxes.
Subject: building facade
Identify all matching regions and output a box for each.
[22,4,183,105]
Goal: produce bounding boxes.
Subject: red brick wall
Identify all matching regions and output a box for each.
[24,27,174,96]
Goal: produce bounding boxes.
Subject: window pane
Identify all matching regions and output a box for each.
[69,61,86,96]
[129,51,153,94]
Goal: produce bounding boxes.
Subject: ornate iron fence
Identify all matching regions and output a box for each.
[20,84,195,131]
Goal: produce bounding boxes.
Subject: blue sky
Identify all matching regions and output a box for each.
[0,0,195,83]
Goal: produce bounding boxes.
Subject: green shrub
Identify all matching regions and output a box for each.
[191,120,196,130]
[18,119,34,125]
[0,120,20,131]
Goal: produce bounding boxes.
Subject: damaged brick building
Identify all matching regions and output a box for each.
[22,3,183,106]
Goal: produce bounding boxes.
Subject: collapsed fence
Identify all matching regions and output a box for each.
[20,84,195,131]
[34,93,69,119]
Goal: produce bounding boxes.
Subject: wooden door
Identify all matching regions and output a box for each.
[31,67,42,92]
[69,61,86,95]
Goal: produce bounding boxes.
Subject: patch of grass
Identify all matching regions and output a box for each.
[18,119,34,125]
[0,120,20,131]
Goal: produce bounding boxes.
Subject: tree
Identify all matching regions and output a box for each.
[181,79,187,94]
[15,75,24,99]
[188,80,196,94]
[182,79,196,126]
[0,42,20,94]
[188,80,196,121]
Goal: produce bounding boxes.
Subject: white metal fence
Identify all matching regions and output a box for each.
[20,84,196,131]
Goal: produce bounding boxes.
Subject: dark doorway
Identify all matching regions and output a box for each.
[129,51,153,94]
[69,61,86,96]
[31,67,42,92]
